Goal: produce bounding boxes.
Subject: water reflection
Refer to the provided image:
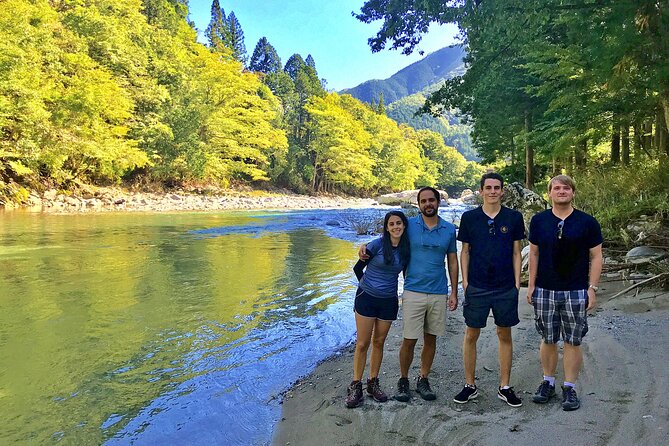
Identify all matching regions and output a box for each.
[0,205,468,445]
[0,211,359,445]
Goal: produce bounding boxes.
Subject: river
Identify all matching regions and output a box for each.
[0,205,467,445]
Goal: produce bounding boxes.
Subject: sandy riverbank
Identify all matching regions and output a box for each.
[272,281,669,446]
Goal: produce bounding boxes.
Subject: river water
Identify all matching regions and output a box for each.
[0,205,467,445]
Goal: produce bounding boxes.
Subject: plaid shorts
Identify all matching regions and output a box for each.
[532,287,589,346]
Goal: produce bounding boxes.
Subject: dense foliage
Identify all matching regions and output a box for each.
[0,0,483,205]
[356,0,669,242]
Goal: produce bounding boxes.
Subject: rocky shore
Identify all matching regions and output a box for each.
[4,187,378,213]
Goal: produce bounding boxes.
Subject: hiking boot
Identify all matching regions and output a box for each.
[453,384,478,404]
[366,377,388,402]
[394,377,411,402]
[345,381,363,408]
[498,387,522,407]
[416,376,436,401]
[562,386,581,411]
[532,380,556,403]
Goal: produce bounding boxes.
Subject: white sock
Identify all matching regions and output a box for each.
[564,381,576,390]
[501,385,510,390]
[544,376,556,386]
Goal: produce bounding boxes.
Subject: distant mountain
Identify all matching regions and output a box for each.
[341,45,466,104]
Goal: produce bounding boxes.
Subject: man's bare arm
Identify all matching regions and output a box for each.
[526,243,539,304]
[587,244,603,311]
[460,242,470,291]
[513,240,522,289]
[447,252,459,310]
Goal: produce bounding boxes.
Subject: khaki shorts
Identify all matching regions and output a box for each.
[401,290,447,339]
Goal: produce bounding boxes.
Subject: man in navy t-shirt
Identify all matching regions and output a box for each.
[453,173,526,408]
[527,175,603,411]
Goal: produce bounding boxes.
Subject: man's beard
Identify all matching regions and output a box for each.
[421,206,437,217]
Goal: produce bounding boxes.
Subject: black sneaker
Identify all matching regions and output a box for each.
[366,377,388,402]
[562,386,580,411]
[498,387,522,407]
[345,381,363,408]
[394,377,411,402]
[532,380,556,403]
[453,384,478,404]
[416,376,436,401]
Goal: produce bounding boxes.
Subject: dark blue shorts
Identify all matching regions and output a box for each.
[463,285,520,328]
[354,288,399,321]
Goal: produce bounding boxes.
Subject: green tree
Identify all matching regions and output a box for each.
[284,54,306,81]
[249,37,282,74]
[377,92,386,115]
[205,0,229,53]
[305,93,375,192]
[227,11,247,66]
[305,54,317,73]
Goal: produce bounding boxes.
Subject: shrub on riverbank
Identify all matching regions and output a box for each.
[573,160,669,247]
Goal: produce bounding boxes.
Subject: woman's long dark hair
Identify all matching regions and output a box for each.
[382,210,411,266]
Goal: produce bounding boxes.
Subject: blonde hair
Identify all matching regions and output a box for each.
[548,175,576,193]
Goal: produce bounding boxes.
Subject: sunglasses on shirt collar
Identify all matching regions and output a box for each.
[487,218,495,235]
[556,220,565,240]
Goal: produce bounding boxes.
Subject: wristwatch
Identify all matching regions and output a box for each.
[588,284,599,292]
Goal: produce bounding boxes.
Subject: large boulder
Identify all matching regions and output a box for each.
[502,182,546,212]
[625,246,668,264]
[462,192,481,206]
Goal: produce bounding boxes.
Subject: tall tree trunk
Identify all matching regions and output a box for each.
[633,123,642,160]
[655,109,669,156]
[621,124,630,165]
[524,110,534,189]
[575,138,587,168]
[662,94,669,135]
[611,122,620,164]
[659,106,669,157]
[566,153,574,176]
[510,136,515,166]
[654,111,662,151]
[643,120,653,153]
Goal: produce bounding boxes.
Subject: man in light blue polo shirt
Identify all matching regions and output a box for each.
[360,186,459,401]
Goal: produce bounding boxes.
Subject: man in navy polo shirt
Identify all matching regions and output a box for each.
[359,187,458,401]
[527,175,602,411]
[453,172,525,407]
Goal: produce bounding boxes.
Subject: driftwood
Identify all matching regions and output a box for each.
[606,272,669,301]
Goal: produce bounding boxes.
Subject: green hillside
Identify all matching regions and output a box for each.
[386,92,477,161]
[341,45,465,104]
[341,45,476,161]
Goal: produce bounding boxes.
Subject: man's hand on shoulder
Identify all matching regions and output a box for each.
[358,244,369,260]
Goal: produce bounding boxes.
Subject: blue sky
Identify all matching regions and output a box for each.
[187,0,459,91]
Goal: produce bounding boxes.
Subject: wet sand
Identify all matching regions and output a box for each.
[272,281,669,445]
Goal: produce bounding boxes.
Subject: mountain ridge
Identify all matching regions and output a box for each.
[340,45,466,104]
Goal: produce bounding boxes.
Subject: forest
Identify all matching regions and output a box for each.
[356,0,669,243]
[0,0,481,205]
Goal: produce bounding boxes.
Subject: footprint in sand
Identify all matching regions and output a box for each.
[329,414,352,426]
